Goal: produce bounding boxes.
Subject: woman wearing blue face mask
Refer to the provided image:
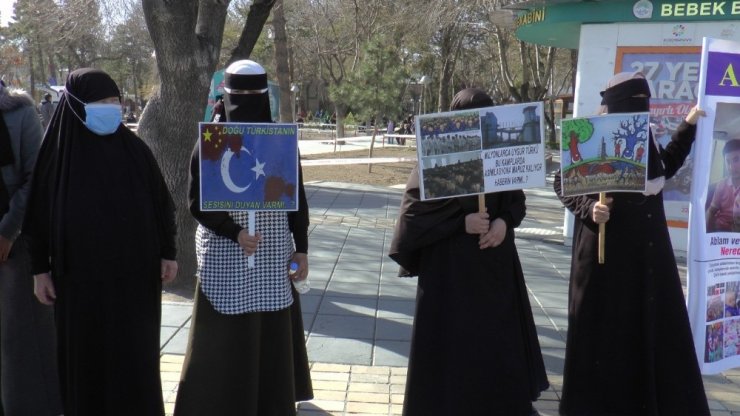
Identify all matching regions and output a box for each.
[64,94,123,136]
[23,68,178,416]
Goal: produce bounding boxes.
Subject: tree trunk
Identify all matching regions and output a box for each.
[227,0,277,64]
[139,0,275,291]
[546,98,556,148]
[35,34,46,87]
[367,123,378,173]
[437,27,454,112]
[571,49,579,97]
[140,0,228,292]
[28,49,36,99]
[436,24,465,112]
[334,103,345,138]
[272,0,292,122]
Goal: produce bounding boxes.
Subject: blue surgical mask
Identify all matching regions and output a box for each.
[83,104,122,135]
[65,92,122,135]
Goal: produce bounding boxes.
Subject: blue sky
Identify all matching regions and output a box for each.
[0,0,12,27]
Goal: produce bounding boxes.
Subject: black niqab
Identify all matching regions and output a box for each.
[600,77,651,113]
[224,92,272,122]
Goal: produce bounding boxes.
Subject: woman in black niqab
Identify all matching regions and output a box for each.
[554,72,708,416]
[389,88,548,416]
[175,59,312,416]
[24,68,177,416]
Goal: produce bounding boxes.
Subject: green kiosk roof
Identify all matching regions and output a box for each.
[511,0,740,49]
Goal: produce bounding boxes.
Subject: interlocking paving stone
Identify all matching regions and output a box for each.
[157,180,740,415]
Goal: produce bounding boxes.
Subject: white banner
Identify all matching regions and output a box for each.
[688,37,740,374]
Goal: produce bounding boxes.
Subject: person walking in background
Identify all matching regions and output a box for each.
[24,68,178,416]
[390,89,548,416]
[38,93,55,129]
[0,80,63,415]
[387,118,395,144]
[554,71,709,416]
[174,59,313,416]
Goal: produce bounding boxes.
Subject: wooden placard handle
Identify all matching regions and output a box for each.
[598,192,606,264]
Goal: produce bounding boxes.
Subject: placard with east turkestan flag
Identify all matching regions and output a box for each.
[198,122,299,211]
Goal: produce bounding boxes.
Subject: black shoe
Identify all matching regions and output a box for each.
[529,405,541,416]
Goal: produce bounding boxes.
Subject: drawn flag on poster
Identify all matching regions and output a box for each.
[415,102,546,201]
[559,113,650,196]
[687,37,740,374]
[198,122,299,211]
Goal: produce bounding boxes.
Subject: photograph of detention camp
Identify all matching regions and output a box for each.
[416,109,484,200]
[559,112,649,196]
[481,103,542,150]
[417,110,482,156]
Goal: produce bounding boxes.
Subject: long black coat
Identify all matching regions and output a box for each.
[390,166,548,416]
[24,69,177,416]
[554,121,709,416]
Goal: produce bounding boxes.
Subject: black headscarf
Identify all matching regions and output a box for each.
[600,77,651,114]
[223,69,272,122]
[24,68,176,277]
[449,88,494,111]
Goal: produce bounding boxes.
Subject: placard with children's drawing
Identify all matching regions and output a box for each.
[415,102,546,201]
[559,113,650,197]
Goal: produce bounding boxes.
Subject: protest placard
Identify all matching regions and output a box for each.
[198,122,299,211]
[559,112,650,196]
[416,102,546,201]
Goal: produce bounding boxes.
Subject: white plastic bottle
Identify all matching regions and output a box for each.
[290,261,310,294]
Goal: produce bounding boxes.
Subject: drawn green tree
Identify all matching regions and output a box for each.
[561,118,595,149]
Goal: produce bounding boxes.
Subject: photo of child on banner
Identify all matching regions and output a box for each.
[415,102,547,211]
[706,103,740,234]
[559,112,651,263]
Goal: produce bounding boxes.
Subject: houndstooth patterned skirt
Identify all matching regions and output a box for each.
[195,211,294,314]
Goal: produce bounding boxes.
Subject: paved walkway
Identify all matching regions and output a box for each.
[159,174,740,415]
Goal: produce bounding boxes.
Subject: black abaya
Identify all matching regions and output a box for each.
[390,166,548,416]
[24,69,176,415]
[174,62,312,415]
[554,121,709,416]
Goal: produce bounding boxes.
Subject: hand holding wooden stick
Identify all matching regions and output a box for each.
[594,193,613,264]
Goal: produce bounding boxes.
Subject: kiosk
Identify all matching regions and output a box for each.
[512,0,740,251]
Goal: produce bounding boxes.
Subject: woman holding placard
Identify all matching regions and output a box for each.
[390,88,548,416]
[554,71,709,416]
[175,60,312,416]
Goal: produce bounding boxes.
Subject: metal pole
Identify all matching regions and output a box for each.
[418,84,423,116]
[291,92,296,123]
